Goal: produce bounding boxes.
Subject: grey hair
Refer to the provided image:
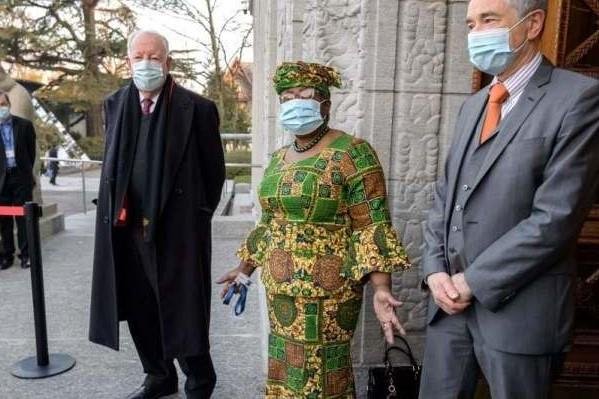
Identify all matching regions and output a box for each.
[506,0,547,17]
[0,91,10,105]
[127,30,170,56]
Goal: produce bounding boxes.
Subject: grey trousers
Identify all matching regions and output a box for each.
[418,307,564,399]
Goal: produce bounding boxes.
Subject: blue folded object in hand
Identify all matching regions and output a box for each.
[223,283,248,316]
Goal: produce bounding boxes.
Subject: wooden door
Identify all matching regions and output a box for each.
[541,1,599,393]
[471,1,599,396]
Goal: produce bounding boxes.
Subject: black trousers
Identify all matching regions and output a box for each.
[123,221,216,398]
[0,170,32,260]
[48,165,58,184]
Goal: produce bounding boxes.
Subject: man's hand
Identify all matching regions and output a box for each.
[451,273,473,303]
[427,272,471,315]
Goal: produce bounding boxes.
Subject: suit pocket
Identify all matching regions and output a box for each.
[511,137,546,144]
[503,137,546,157]
[501,137,548,180]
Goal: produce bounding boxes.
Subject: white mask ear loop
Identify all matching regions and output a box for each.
[508,11,536,52]
[317,97,330,125]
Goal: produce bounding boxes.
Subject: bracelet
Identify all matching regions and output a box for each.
[235,272,252,287]
[242,261,257,274]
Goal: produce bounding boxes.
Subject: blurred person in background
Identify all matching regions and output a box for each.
[46,144,59,185]
[0,91,36,270]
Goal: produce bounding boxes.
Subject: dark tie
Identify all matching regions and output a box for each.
[480,82,509,144]
[141,98,153,116]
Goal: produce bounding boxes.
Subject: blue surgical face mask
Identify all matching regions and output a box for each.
[279,99,325,136]
[0,106,10,121]
[467,14,530,76]
[132,60,166,92]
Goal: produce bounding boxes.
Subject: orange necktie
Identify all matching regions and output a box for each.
[480,82,509,144]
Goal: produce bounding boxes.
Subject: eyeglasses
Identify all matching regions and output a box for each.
[279,88,318,103]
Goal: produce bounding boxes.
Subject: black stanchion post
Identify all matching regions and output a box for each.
[10,202,76,379]
[25,202,49,367]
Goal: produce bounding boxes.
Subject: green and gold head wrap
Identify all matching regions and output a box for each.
[273,61,342,98]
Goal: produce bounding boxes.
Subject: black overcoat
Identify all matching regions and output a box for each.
[0,115,36,190]
[89,83,225,358]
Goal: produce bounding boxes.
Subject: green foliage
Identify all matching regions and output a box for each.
[33,117,63,155]
[225,149,251,181]
[0,0,195,136]
[234,174,251,184]
[204,69,251,134]
[0,1,136,104]
[76,136,106,161]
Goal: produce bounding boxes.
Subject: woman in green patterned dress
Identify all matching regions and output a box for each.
[217,61,410,398]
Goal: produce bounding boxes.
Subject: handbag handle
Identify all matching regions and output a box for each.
[384,335,419,369]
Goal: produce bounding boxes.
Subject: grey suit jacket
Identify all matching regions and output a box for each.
[423,59,599,355]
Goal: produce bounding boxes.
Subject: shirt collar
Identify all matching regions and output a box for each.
[139,92,161,105]
[0,116,12,128]
[492,52,543,96]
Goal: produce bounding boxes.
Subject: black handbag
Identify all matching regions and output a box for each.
[366,336,422,399]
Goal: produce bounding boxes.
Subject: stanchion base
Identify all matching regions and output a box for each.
[10,354,76,379]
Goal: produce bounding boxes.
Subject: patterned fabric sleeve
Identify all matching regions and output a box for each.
[341,140,410,281]
[236,148,285,267]
[236,217,269,267]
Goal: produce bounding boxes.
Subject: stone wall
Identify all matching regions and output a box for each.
[251,0,473,394]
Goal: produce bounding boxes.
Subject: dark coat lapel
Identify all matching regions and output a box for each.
[445,90,488,222]
[160,84,193,215]
[465,60,553,202]
[0,118,7,187]
[0,117,11,161]
[111,90,139,222]
[11,116,19,159]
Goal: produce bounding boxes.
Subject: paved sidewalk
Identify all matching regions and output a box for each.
[0,211,266,399]
[39,169,101,216]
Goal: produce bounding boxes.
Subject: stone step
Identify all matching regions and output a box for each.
[40,210,65,239]
[41,202,58,216]
[212,216,255,239]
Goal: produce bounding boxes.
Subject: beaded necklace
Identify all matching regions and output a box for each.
[292,124,330,153]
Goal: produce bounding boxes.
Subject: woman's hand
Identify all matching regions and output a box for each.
[216,261,256,299]
[370,272,405,344]
[216,268,241,299]
[373,289,405,344]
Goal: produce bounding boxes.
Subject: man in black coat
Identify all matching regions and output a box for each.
[89,30,225,399]
[0,91,36,270]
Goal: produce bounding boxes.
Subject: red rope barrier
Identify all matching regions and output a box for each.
[0,206,25,217]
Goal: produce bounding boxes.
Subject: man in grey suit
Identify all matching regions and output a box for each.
[419,0,599,398]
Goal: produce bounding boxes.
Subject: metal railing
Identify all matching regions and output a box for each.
[222,133,259,169]
[38,134,259,214]
[221,133,261,195]
[221,133,252,141]
[40,157,102,214]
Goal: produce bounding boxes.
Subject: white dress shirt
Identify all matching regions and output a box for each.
[492,52,543,120]
[139,93,161,114]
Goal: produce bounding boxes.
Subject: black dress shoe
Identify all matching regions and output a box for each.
[0,258,13,270]
[125,379,178,399]
[20,258,30,269]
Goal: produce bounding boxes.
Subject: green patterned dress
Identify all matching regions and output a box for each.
[237,133,409,398]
